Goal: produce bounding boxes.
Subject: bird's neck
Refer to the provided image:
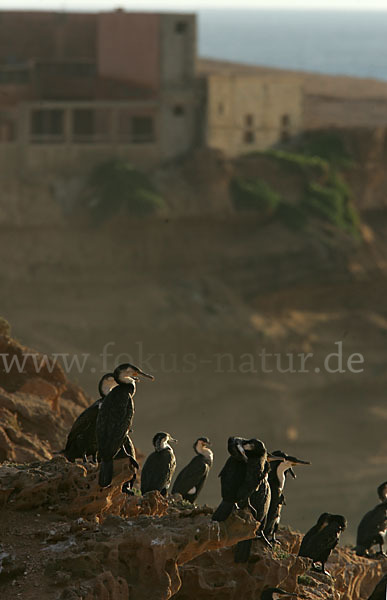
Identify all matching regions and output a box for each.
[197,447,213,465]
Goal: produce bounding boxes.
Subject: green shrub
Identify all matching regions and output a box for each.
[230,176,281,214]
[298,574,314,586]
[86,158,165,222]
[303,173,360,238]
[245,149,329,179]
[300,131,353,167]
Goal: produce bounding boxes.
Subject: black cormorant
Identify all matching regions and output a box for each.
[264,450,311,543]
[368,574,387,600]
[212,437,276,522]
[141,432,177,496]
[261,588,297,600]
[63,372,117,462]
[356,499,387,557]
[96,362,154,487]
[171,437,213,502]
[298,513,346,574]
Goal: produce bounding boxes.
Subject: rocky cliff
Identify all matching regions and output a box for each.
[0,329,386,600]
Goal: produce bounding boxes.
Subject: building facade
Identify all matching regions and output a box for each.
[0,10,197,176]
[204,72,303,157]
[0,10,303,177]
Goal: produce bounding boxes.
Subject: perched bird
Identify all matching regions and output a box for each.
[172,437,213,502]
[356,499,387,557]
[96,362,154,487]
[261,588,297,600]
[368,573,387,600]
[63,372,117,462]
[141,432,177,496]
[377,481,387,502]
[298,513,347,574]
[212,437,275,523]
[264,450,311,544]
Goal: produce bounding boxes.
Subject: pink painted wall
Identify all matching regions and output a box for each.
[97,12,160,91]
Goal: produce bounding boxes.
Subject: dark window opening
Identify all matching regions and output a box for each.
[173,105,185,116]
[175,21,188,33]
[30,109,64,142]
[280,114,291,142]
[132,116,154,143]
[245,114,254,127]
[243,130,255,144]
[281,114,290,127]
[73,109,94,139]
[0,68,29,84]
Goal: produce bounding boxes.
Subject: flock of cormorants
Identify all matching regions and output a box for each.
[62,364,387,599]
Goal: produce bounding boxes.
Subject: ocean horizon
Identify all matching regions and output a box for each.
[198,9,387,81]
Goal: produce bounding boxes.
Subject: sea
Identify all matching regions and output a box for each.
[197,10,387,80]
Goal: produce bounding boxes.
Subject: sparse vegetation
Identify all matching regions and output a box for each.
[230,176,281,215]
[85,158,165,222]
[298,130,353,167]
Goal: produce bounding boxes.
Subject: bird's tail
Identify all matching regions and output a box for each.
[99,460,113,487]
[212,500,234,522]
[234,539,253,563]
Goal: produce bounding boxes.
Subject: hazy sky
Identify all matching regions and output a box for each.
[2,0,387,10]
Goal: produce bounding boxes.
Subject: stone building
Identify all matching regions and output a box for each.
[0,10,197,176]
[0,10,303,178]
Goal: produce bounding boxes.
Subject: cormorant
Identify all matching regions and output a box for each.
[264,450,311,544]
[298,513,347,574]
[368,574,387,600]
[261,588,297,600]
[63,372,117,462]
[356,499,387,557]
[212,437,277,522]
[141,432,177,496]
[377,481,387,502]
[96,362,154,487]
[171,437,213,502]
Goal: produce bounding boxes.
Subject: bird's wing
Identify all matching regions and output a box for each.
[172,456,208,495]
[141,451,175,493]
[65,401,99,450]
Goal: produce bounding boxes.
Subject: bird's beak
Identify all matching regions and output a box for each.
[237,442,248,463]
[170,437,178,444]
[135,368,155,381]
[267,453,285,462]
[289,468,296,479]
[290,457,311,466]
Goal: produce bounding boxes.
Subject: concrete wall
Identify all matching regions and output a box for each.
[158,13,197,159]
[205,73,303,156]
[0,11,96,63]
[97,12,160,90]
[159,14,196,86]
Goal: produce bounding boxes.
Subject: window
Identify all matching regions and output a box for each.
[281,114,290,127]
[132,116,154,143]
[175,21,188,34]
[30,109,64,142]
[280,114,291,142]
[173,105,185,116]
[245,114,254,127]
[73,109,93,136]
[243,130,255,144]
